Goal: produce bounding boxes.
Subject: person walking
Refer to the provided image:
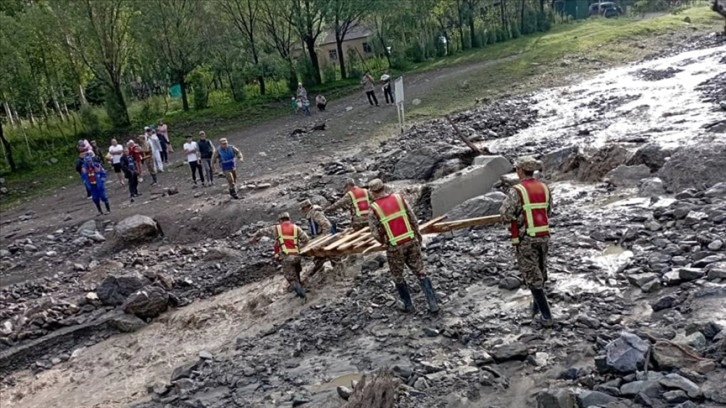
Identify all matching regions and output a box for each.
[297,83,308,100]
[108,138,125,186]
[300,199,343,280]
[362,71,379,107]
[249,212,311,300]
[381,70,394,105]
[149,129,164,173]
[80,153,111,215]
[128,140,144,182]
[140,129,158,185]
[315,94,327,112]
[211,138,243,199]
[120,147,141,202]
[197,131,215,187]
[158,120,172,154]
[499,156,554,328]
[367,179,439,313]
[183,135,203,186]
[324,178,371,231]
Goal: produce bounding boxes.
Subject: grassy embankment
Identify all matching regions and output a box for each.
[406,6,722,118]
[0,6,721,212]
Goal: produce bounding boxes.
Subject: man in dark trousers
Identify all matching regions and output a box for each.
[197,131,215,187]
[120,147,141,202]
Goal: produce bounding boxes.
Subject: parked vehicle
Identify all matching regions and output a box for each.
[589,2,623,17]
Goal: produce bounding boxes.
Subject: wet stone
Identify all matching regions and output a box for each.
[659,373,702,398]
[708,240,723,251]
[651,295,677,312]
[684,332,707,350]
[605,332,649,373]
[491,343,530,362]
[498,276,521,290]
[678,268,705,281]
[577,390,619,407]
[536,388,577,408]
[664,390,689,403]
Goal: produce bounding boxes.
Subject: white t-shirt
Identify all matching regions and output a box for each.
[183,141,198,162]
[109,144,123,164]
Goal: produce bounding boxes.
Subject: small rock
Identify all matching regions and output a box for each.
[337,385,352,400]
[659,373,702,398]
[577,314,601,329]
[577,390,619,407]
[536,388,577,408]
[684,331,707,350]
[422,327,440,337]
[605,332,649,373]
[413,377,429,390]
[110,314,147,333]
[663,390,689,403]
[198,350,213,360]
[678,268,705,281]
[651,295,676,312]
[498,276,521,290]
[491,343,529,362]
[708,240,723,251]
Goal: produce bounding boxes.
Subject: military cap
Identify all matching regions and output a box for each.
[299,199,312,208]
[345,178,356,187]
[515,156,542,172]
[368,178,385,192]
[278,212,290,220]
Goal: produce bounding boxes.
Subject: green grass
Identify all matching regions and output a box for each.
[1,6,722,211]
[407,6,721,118]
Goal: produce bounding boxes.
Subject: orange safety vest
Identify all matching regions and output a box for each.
[348,187,371,217]
[370,194,415,246]
[274,222,300,255]
[510,178,550,245]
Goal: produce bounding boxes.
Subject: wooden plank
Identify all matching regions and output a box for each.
[445,115,483,155]
[425,215,501,233]
[338,231,377,250]
[418,215,448,231]
[322,227,370,251]
[300,233,341,255]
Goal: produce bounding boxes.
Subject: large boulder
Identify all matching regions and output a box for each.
[605,332,650,373]
[96,272,151,306]
[428,155,511,217]
[541,146,579,175]
[122,285,170,319]
[658,143,726,192]
[638,177,666,197]
[393,146,441,180]
[560,145,629,182]
[446,191,506,220]
[652,341,716,374]
[626,143,673,172]
[606,164,651,187]
[115,215,162,242]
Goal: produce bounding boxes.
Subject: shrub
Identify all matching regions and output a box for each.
[188,67,213,110]
[78,105,101,136]
[322,63,337,83]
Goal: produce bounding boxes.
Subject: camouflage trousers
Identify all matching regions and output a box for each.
[223,169,238,190]
[386,239,426,284]
[310,256,344,278]
[516,237,549,289]
[281,255,303,285]
[143,156,156,175]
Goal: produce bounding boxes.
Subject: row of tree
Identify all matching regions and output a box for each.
[0,0,556,172]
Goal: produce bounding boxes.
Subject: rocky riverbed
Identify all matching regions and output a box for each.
[0,34,725,408]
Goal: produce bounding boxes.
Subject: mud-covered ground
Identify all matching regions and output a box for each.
[0,31,725,408]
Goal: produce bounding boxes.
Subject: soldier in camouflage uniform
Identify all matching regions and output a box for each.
[324,178,372,230]
[300,199,344,279]
[499,156,554,327]
[367,179,439,313]
[249,212,310,299]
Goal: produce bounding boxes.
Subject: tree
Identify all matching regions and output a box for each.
[260,0,297,90]
[137,0,211,112]
[327,0,372,79]
[0,121,16,171]
[289,0,326,85]
[51,0,136,129]
[219,0,266,95]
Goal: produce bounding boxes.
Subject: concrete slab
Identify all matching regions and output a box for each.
[429,155,512,217]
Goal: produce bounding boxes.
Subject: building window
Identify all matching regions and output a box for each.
[362,42,372,53]
[328,49,338,60]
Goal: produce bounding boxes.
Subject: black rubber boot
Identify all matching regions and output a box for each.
[151,173,157,185]
[104,201,111,213]
[94,201,103,215]
[229,189,239,199]
[292,282,306,300]
[419,277,440,313]
[395,282,414,313]
[531,288,553,327]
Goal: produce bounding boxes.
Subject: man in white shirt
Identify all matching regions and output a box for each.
[183,135,203,185]
[148,128,164,173]
[108,138,125,185]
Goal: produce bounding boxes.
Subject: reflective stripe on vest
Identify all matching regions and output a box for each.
[275,222,300,255]
[370,194,415,246]
[348,187,371,217]
[512,179,550,237]
[217,147,236,171]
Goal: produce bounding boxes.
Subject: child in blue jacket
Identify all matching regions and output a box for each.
[81,153,111,215]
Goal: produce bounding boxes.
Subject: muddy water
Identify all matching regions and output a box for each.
[491,44,726,152]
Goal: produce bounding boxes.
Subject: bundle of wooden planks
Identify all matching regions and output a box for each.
[300,214,502,257]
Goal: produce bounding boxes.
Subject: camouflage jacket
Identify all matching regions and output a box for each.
[305,205,331,236]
